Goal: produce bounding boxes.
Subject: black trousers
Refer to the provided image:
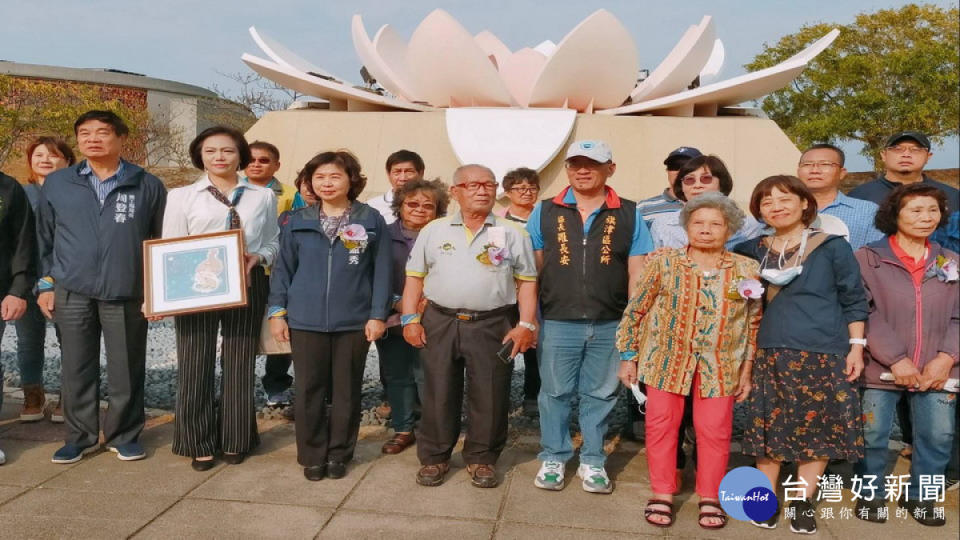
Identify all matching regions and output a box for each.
[522,347,540,400]
[54,288,147,448]
[416,303,517,466]
[290,329,368,467]
[171,266,267,457]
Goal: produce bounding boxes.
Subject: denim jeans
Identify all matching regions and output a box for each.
[376,332,422,433]
[537,319,620,466]
[13,297,47,386]
[855,388,957,501]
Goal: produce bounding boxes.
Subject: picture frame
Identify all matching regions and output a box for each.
[143,230,248,317]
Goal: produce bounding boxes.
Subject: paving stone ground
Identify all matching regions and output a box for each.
[1,390,957,539]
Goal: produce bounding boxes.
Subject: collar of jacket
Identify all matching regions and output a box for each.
[64,159,142,188]
[551,185,622,209]
[290,200,371,230]
[862,237,946,274]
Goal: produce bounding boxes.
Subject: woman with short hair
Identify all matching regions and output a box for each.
[163,126,279,471]
[854,183,958,527]
[377,178,449,454]
[15,137,75,423]
[735,175,867,534]
[617,192,761,530]
[268,150,392,481]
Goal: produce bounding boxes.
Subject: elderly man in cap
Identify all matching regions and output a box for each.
[526,140,653,493]
[401,164,537,488]
[849,131,959,213]
[637,146,703,222]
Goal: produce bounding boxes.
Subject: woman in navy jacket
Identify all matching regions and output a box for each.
[268,150,391,481]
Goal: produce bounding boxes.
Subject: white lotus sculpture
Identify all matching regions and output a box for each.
[241,9,837,192]
[242,8,837,116]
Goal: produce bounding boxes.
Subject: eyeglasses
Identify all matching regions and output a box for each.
[886,145,928,155]
[250,157,274,164]
[681,174,716,186]
[403,200,436,212]
[455,181,497,192]
[509,186,539,194]
[798,161,840,170]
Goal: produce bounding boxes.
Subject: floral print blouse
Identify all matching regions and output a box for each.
[616,248,762,397]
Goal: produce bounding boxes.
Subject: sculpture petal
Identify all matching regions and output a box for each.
[405,9,515,107]
[600,29,840,116]
[498,48,547,107]
[527,9,639,111]
[249,26,342,82]
[630,16,715,102]
[474,30,512,69]
[698,39,725,85]
[351,15,421,102]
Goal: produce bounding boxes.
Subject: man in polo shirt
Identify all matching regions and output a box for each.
[526,140,653,494]
[797,143,883,250]
[36,110,167,464]
[636,146,702,222]
[401,164,537,489]
[245,140,297,410]
[849,131,959,214]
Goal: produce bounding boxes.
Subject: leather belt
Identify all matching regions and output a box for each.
[428,301,517,322]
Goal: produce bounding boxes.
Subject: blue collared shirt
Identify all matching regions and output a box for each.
[637,188,684,222]
[79,159,126,206]
[819,192,884,250]
[526,188,653,256]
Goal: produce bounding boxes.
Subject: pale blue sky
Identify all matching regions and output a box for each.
[3,0,957,171]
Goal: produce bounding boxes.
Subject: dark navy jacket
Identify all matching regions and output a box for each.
[37,161,166,301]
[0,172,36,299]
[734,234,868,355]
[268,202,392,332]
[849,174,959,214]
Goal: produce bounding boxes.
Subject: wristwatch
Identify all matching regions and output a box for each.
[518,321,537,332]
[849,338,867,346]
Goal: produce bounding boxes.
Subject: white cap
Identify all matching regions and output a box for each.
[565,140,612,163]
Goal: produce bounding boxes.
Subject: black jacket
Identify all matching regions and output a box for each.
[0,172,36,299]
[37,161,166,301]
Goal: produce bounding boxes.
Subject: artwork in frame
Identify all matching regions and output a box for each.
[143,230,248,317]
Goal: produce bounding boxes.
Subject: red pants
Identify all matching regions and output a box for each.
[645,371,734,498]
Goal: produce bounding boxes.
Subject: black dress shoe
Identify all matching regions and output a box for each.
[222,452,246,465]
[191,458,215,471]
[326,461,346,479]
[304,465,326,481]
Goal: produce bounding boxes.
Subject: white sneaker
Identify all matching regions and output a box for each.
[0,448,6,465]
[577,464,613,494]
[534,460,565,490]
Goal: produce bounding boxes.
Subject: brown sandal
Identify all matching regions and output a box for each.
[644,499,675,528]
[466,463,499,488]
[381,432,416,454]
[698,501,727,530]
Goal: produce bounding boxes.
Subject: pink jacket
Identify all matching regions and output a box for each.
[855,239,959,390]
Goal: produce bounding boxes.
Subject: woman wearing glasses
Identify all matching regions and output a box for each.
[647,155,764,249]
[378,178,449,455]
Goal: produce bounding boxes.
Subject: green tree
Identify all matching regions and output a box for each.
[746,3,959,168]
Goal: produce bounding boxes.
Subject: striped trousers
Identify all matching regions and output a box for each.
[171,266,268,457]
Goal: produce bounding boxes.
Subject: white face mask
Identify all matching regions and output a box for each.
[760,230,808,286]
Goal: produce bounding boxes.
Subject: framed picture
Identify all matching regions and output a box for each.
[143,230,248,317]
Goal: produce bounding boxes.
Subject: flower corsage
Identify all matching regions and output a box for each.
[476,243,511,266]
[340,224,369,264]
[927,255,959,283]
[726,277,764,300]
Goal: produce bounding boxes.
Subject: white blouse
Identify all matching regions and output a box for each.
[162,175,279,266]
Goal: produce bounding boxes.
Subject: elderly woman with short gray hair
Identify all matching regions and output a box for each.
[616,192,762,530]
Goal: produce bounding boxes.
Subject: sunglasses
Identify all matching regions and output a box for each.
[250,157,274,164]
[403,200,436,212]
[681,174,716,186]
